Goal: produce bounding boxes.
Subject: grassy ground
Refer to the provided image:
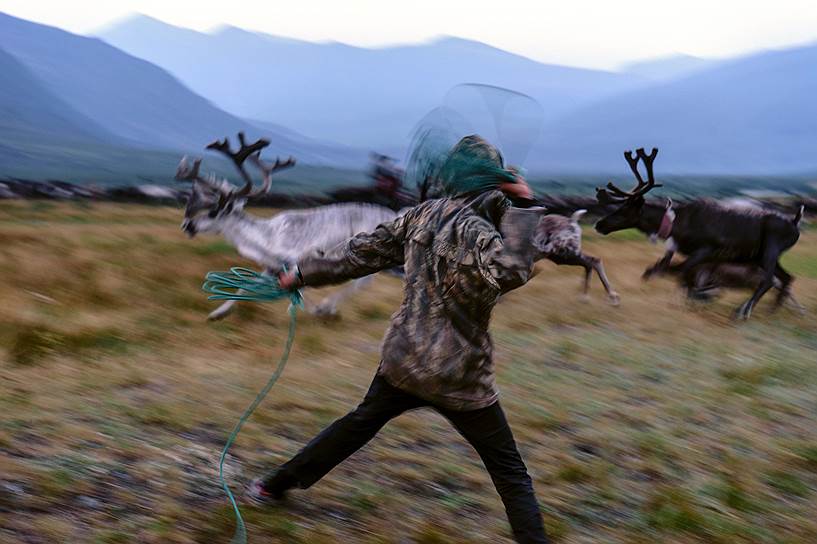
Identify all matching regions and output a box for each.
[1,200,817,544]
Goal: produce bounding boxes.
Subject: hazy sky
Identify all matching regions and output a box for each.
[2,0,817,69]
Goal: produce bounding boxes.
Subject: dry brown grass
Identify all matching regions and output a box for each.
[1,200,816,543]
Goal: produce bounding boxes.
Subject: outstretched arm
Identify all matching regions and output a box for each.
[280,213,411,289]
[477,204,545,294]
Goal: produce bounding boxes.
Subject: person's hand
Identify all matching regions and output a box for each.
[499,173,533,200]
[278,269,300,290]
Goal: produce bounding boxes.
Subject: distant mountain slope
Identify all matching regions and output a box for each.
[0,12,370,181]
[0,12,267,152]
[533,44,817,175]
[99,15,645,149]
[621,54,713,82]
[0,45,158,182]
[0,46,115,144]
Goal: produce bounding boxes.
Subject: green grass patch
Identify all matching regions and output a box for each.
[704,472,760,513]
[556,461,592,483]
[604,229,647,242]
[780,251,817,279]
[189,239,236,256]
[6,323,127,365]
[357,304,391,321]
[793,444,817,470]
[718,362,782,395]
[642,487,707,536]
[766,470,810,497]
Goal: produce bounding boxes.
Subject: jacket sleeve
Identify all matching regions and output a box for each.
[298,213,411,288]
[475,207,544,293]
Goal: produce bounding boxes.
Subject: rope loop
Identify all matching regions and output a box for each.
[201,266,302,543]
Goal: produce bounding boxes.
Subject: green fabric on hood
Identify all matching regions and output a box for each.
[439,135,518,196]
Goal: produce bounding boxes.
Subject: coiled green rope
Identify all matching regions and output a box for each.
[202,267,303,544]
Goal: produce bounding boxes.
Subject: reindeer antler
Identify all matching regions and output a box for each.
[206,132,271,197]
[596,147,661,203]
[246,153,296,198]
[175,156,225,192]
[178,133,296,201]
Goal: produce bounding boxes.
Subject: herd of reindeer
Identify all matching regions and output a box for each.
[175,133,806,322]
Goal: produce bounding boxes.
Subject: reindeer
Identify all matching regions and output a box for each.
[176,133,401,320]
[531,209,620,304]
[416,169,620,304]
[594,148,803,319]
[416,165,620,303]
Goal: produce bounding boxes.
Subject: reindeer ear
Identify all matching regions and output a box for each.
[596,188,615,204]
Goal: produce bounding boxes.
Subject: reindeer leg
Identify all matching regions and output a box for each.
[588,254,620,306]
[770,263,805,314]
[735,249,779,320]
[547,254,589,301]
[785,292,807,314]
[675,248,716,300]
[643,249,675,280]
[208,299,239,321]
[548,253,620,305]
[312,275,375,317]
[686,265,719,302]
[772,262,793,311]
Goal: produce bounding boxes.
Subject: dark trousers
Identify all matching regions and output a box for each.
[264,374,548,544]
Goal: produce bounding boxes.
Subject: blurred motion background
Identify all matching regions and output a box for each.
[1,1,817,543]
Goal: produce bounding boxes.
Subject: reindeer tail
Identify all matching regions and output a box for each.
[794,204,804,226]
[570,209,588,223]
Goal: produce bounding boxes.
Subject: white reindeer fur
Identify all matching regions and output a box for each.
[189,201,400,319]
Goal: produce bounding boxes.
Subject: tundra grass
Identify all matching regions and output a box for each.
[1,200,816,543]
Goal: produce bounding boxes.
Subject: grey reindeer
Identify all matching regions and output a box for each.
[532,209,620,305]
[176,133,400,320]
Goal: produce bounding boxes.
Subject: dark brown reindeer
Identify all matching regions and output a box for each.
[594,148,803,320]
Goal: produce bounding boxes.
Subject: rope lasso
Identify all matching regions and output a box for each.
[202,267,303,544]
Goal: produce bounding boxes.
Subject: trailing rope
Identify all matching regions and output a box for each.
[202,267,303,544]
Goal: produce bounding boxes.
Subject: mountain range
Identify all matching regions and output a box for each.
[1,11,816,183]
[0,12,367,183]
[536,43,817,174]
[98,15,817,175]
[98,15,644,152]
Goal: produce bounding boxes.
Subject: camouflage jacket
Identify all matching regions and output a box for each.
[299,190,542,410]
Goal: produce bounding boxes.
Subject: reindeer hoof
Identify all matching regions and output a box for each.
[207,310,230,321]
[688,288,716,302]
[733,303,752,321]
[607,292,621,306]
[641,268,654,281]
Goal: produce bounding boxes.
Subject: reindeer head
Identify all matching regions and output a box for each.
[594,148,661,235]
[175,133,295,237]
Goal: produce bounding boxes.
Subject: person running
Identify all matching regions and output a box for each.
[249,135,549,543]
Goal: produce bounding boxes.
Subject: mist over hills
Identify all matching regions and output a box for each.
[0,46,115,145]
[533,43,817,175]
[0,12,262,152]
[1,11,816,182]
[99,15,817,176]
[621,54,714,82]
[0,12,367,182]
[98,15,644,151]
